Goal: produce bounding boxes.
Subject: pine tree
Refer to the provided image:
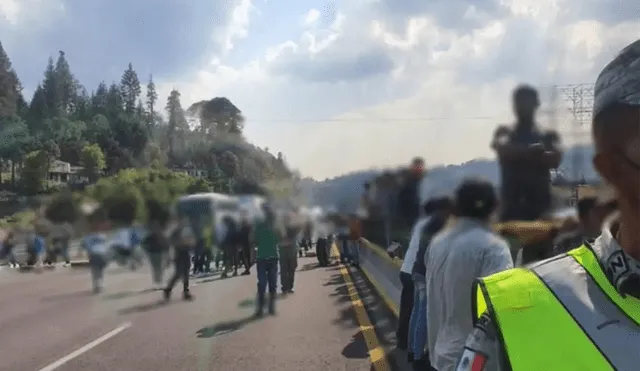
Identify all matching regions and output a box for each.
[120,63,141,114]
[0,41,21,119]
[145,75,158,126]
[54,51,77,116]
[165,89,188,163]
[91,81,108,115]
[42,57,60,116]
[28,85,49,132]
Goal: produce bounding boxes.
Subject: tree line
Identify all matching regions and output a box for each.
[0,41,292,196]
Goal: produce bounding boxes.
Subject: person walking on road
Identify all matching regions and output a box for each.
[164,217,196,301]
[82,208,111,294]
[254,204,280,316]
[142,222,170,289]
[425,178,513,371]
[457,40,640,371]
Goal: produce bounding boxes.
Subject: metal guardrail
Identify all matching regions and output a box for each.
[357,238,402,317]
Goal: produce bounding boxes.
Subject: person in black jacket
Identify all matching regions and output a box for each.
[221,217,239,278]
[408,197,453,371]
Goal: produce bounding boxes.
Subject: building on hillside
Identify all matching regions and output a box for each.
[48,160,89,185]
[173,163,208,179]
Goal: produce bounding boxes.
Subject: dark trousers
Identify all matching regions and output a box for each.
[316,239,329,266]
[241,244,252,271]
[167,253,190,292]
[279,250,297,292]
[223,246,239,274]
[256,258,278,313]
[397,271,414,349]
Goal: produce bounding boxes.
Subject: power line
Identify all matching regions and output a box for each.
[246,116,503,123]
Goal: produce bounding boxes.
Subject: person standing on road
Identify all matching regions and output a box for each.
[163,217,196,301]
[238,213,253,275]
[457,40,640,371]
[254,204,280,316]
[408,197,453,371]
[220,216,239,278]
[347,214,362,267]
[397,208,430,351]
[425,178,512,371]
[279,213,300,294]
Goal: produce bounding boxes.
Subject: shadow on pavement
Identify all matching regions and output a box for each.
[298,263,320,272]
[341,331,369,359]
[41,290,94,302]
[329,285,353,304]
[117,299,171,315]
[103,288,158,301]
[324,273,345,286]
[196,315,261,338]
[237,293,290,308]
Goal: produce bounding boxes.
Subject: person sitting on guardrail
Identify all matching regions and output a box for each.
[82,208,111,294]
[425,178,513,371]
[408,197,453,370]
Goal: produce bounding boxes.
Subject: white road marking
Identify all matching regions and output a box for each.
[37,322,132,371]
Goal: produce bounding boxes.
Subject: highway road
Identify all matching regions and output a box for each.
[0,256,386,371]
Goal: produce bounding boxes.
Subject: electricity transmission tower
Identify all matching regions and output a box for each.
[551,83,595,204]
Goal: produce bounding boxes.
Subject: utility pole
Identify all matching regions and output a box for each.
[552,83,594,205]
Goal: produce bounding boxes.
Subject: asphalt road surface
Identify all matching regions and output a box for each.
[0,256,380,371]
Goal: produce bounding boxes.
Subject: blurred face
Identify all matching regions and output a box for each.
[513,94,539,121]
[593,109,640,219]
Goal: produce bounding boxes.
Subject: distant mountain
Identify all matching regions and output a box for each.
[301,144,600,211]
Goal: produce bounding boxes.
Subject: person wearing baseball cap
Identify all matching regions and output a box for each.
[456,39,640,371]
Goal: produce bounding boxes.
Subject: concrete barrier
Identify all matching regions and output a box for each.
[358,238,402,317]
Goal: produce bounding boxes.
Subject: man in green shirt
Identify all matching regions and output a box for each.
[254,204,280,316]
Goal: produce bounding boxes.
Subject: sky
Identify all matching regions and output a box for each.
[1,0,638,180]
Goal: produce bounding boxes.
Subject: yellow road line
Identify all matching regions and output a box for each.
[332,245,391,371]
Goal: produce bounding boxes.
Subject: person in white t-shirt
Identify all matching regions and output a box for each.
[83,209,111,294]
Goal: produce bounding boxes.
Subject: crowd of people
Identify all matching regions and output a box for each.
[393,39,640,371]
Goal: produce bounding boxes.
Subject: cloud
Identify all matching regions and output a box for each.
[303,9,320,26]
[1,0,254,91]
[4,0,639,180]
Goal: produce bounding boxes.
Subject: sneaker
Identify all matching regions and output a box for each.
[242,270,250,276]
[183,291,194,301]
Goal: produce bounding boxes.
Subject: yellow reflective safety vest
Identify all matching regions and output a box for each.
[473,244,640,371]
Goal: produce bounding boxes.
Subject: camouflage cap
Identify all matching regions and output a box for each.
[593,39,640,117]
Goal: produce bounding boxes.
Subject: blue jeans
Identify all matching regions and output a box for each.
[409,274,428,359]
[256,258,278,294]
[256,258,278,313]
